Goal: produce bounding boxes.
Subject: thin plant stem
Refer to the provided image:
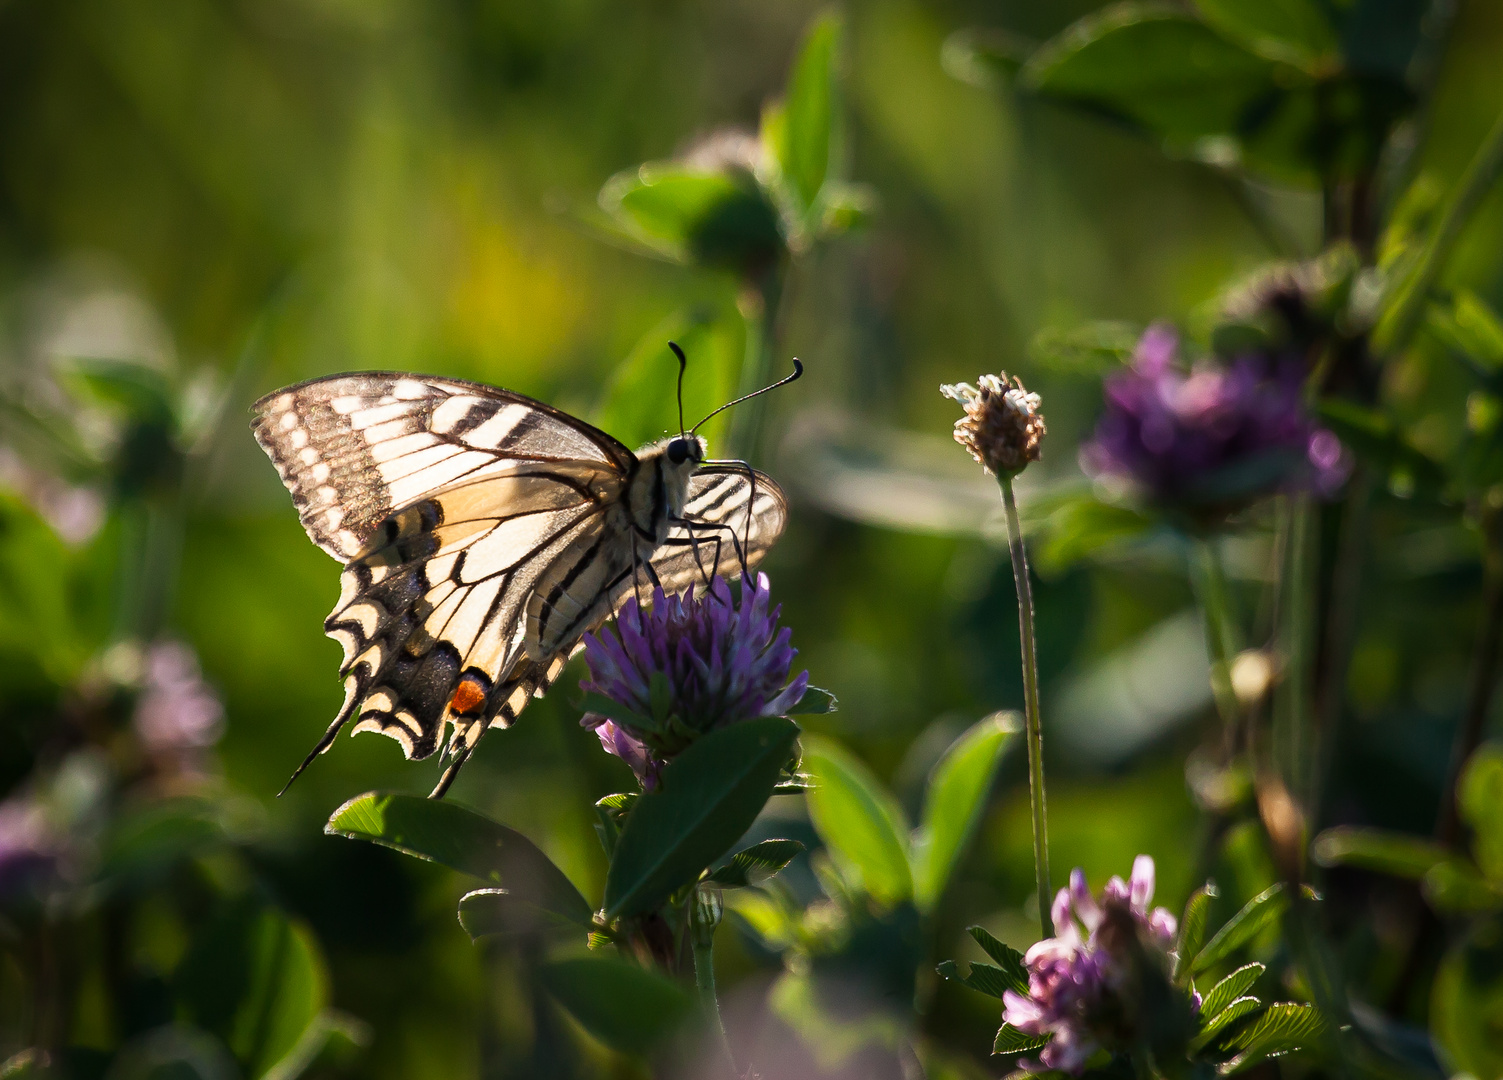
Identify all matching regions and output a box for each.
[1000,474,1051,940]
[727,267,785,462]
[1191,536,1241,756]
[690,886,735,1075]
[1277,495,1320,814]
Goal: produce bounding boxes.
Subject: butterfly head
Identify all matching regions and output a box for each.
[665,435,705,467]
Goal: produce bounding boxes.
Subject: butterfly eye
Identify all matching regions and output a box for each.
[666,438,695,465]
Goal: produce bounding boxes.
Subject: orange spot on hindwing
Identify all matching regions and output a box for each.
[450,674,488,716]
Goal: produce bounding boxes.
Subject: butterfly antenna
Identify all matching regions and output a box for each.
[669,340,688,437]
[690,358,804,434]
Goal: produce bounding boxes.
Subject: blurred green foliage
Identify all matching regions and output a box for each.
[6,0,1503,1076]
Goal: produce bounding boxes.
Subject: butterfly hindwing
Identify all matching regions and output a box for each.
[311,464,621,770]
[643,466,787,594]
[252,372,634,561]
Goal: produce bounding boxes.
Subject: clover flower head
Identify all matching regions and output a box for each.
[1080,324,1349,519]
[134,640,225,770]
[1002,856,1192,1075]
[942,373,1046,478]
[580,573,807,787]
[0,795,57,901]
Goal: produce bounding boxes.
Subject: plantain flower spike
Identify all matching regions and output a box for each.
[941,373,1046,477]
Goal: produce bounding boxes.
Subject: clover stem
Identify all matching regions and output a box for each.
[1000,474,1051,940]
[1190,536,1241,756]
[691,885,735,1074]
[728,266,785,462]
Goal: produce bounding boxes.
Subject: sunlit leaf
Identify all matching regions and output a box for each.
[604,716,799,917]
[600,166,783,273]
[993,1022,1050,1055]
[1423,859,1503,914]
[726,888,799,951]
[1191,995,1263,1051]
[941,27,1034,89]
[1029,321,1140,374]
[540,957,695,1057]
[801,736,912,906]
[1310,826,1451,879]
[785,686,839,715]
[1428,291,1503,383]
[1200,963,1266,1020]
[935,959,1014,999]
[706,838,805,887]
[1191,884,1287,973]
[326,792,592,927]
[911,712,1017,912]
[1432,921,1503,1079]
[1021,4,1275,146]
[1461,745,1503,881]
[967,926,1029,994]
[1219,1002,1325,1073]
[457,889,591,942]
[774,13,841,216]
[1174,882,1218,983]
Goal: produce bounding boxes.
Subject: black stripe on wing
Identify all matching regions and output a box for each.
[647,465,787,594]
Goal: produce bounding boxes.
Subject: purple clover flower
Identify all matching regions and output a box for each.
[1080,324,1349,521]
[0,794,57,900]
[580,574,808,788]
[134,640,225,774]
[1003,856,1192,1075]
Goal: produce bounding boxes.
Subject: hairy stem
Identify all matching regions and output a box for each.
[1001,475,1051,939]
[691,886,735,1075]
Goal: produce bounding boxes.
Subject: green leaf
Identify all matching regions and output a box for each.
[1316,400,1446,499]
[604,717,799,917]
[540,957,695,1057]
[817,182,876,237]
[176,901,328,1079]
[1021,4,1275,146]
[1461,745,1503,881]
[600,167,782,273]
[1422,859,1503,914]
[593,792,636,858]
[1191,884,1288,973]
[1432,921,1503,1079]
[911,712,1017,912]
[326,792,592,927]
[785,685,839,715]
[992,1023,1051,1055]
[726,888,799,951]
[457,889,592,942]
[1219,1003,1325,1073]
[1174,882,1218,983]
[936,959,1016,1000]
[706,838,805,887]
[1428,291,1503,381]
[1192,996,1264,1052]
[967,926,1030,994]
[801,736,912,906]
[775,13,841,215]
[1029,321,1140,374]
[1201,963,1266,1019]
[941,27,1035,89]
[99,797,230,885]
[1025,490,1153,575]
[1190,0,1337,70]
[1310,826,1451,879]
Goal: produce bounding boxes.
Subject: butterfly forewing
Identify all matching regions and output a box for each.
[252,373,633,561]
[253,372,788,798]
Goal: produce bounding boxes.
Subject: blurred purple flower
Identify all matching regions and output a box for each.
[1003,855,1191,1074]
[1080,324,1349,519]
[134,641,225,764]
[580,574,807,787]
[0,795,57,899]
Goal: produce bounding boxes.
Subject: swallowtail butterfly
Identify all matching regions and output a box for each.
[252,350,796,796]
